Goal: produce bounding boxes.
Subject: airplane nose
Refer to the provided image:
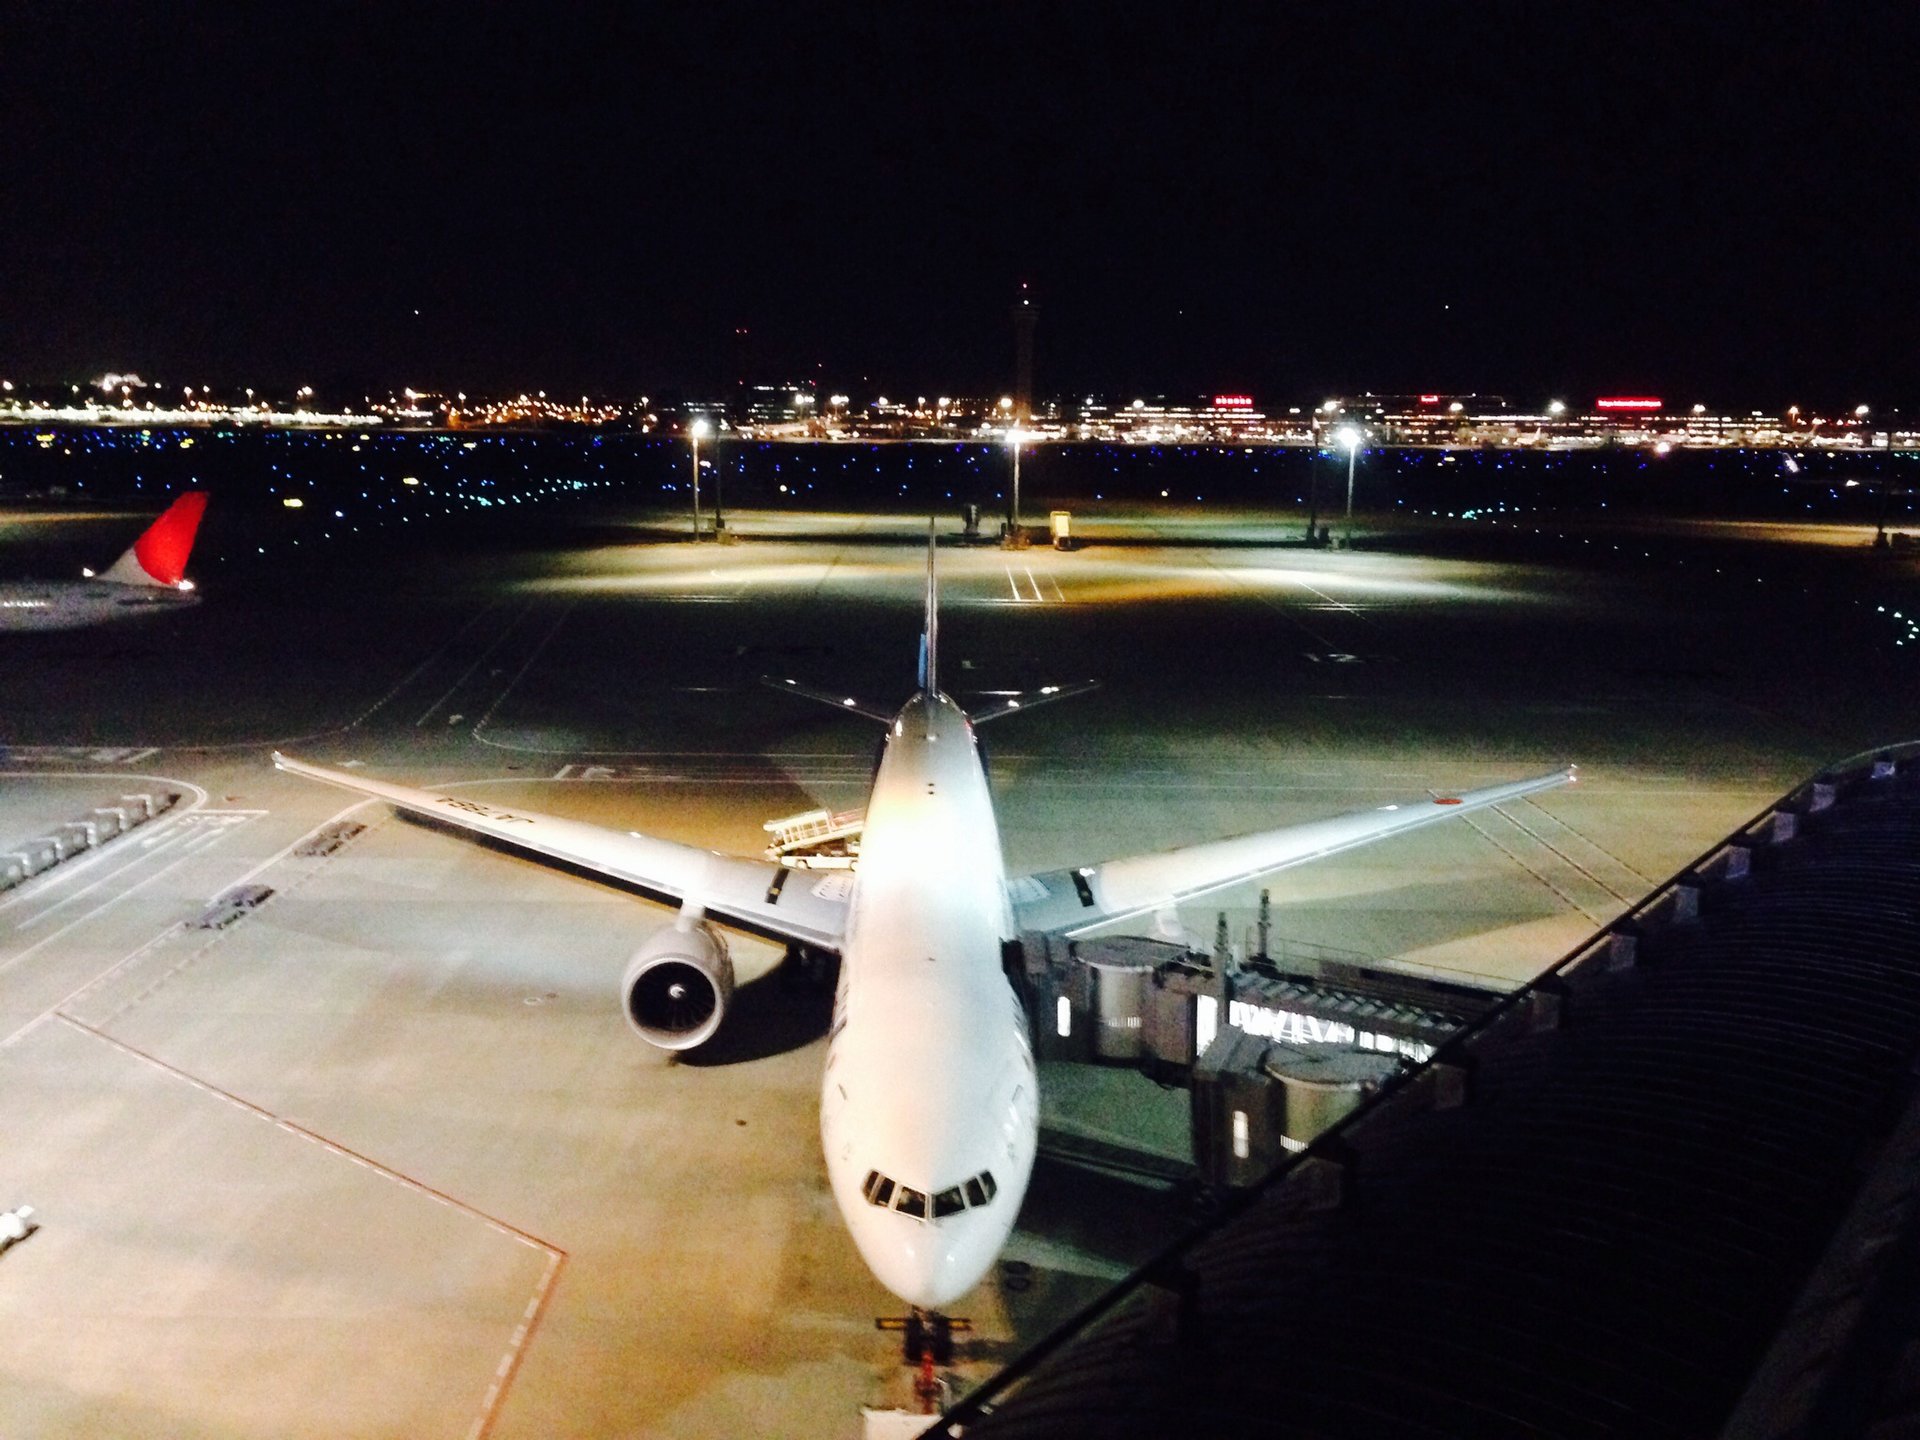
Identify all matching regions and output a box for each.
[860,1210,1007,1311]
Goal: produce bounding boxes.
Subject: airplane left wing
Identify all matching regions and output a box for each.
[272,753,850,951]
[1012,766,1576,937]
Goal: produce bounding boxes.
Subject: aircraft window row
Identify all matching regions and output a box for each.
[861,1168,997,1221]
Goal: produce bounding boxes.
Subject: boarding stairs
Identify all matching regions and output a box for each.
[763,807,864,869]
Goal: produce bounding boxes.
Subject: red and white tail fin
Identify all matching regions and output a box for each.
[97,492,208,588]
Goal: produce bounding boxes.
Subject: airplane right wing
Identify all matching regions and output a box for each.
[1011,766,1577,937]
[272,753,851,951]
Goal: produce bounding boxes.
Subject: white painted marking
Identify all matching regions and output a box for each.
[472,602,578,744]
[215,799,375,901]
[0,813,261,976]
[0,773,210,916]
[347,598,505,731]
[0,922,184,1050]
[415,600,533,726]
[14,823,200,930]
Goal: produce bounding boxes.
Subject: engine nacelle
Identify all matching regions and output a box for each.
[621,919,734,1051]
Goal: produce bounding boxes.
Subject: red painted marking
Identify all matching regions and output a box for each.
[1434,797,1463,805]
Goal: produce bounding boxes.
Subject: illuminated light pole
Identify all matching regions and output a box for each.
[1336,426,1363,549]
[1304,455,1321,544]
[1005,426,1024,546]
[689,418,710,540]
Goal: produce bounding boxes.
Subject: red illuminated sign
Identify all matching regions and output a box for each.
[1212,394,1254,409]
[1418,394,1440,404]
[1595,396,1663,411]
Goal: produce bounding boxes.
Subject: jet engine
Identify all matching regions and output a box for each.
[621,919,734,1050]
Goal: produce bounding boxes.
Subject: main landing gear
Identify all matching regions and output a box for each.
[877,1307,971,1365]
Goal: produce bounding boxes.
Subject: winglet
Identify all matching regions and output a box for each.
[98,492,208,589]
[917,519,939,696]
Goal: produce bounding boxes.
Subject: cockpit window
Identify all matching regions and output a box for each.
[862,1168,999,1222]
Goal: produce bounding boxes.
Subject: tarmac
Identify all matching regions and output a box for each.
[0,501,1912,1437]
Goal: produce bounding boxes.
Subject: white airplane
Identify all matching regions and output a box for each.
[274,535,1573,1337]
[0,492,208,631]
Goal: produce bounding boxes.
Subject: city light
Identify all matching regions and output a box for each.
[0,381,1898,451]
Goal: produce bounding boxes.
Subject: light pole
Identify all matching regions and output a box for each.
[688,418,709,540]
[1006,427,1023,545]
[1336,426,1363,548]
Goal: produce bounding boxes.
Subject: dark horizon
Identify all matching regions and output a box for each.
[4,4,1915,411]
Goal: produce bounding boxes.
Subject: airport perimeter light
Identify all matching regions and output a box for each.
[689,418,710,540]
[1336,426,1363,548]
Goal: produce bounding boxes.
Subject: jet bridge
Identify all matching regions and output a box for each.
[1016,892,1508,1190]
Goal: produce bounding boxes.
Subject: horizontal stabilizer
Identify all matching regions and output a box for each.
[967,679,1100,724]
[761,675,896,724]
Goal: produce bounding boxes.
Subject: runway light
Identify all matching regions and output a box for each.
[402,475,419,485]
[283,497,304,508]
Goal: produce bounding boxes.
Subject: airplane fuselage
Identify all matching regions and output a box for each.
[0,581,198,632]
[819,690,1039,1309]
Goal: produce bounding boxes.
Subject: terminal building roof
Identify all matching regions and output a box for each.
[942,745,1920,1440]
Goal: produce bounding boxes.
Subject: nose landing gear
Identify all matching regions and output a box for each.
[877,1306,970,1365]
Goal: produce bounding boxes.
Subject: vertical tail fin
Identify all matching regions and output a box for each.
[98,492,208,588]
[916,519,939,696]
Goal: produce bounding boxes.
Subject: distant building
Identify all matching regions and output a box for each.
[741,383,818,429]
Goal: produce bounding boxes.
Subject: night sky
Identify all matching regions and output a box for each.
[4,3,1915,407]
